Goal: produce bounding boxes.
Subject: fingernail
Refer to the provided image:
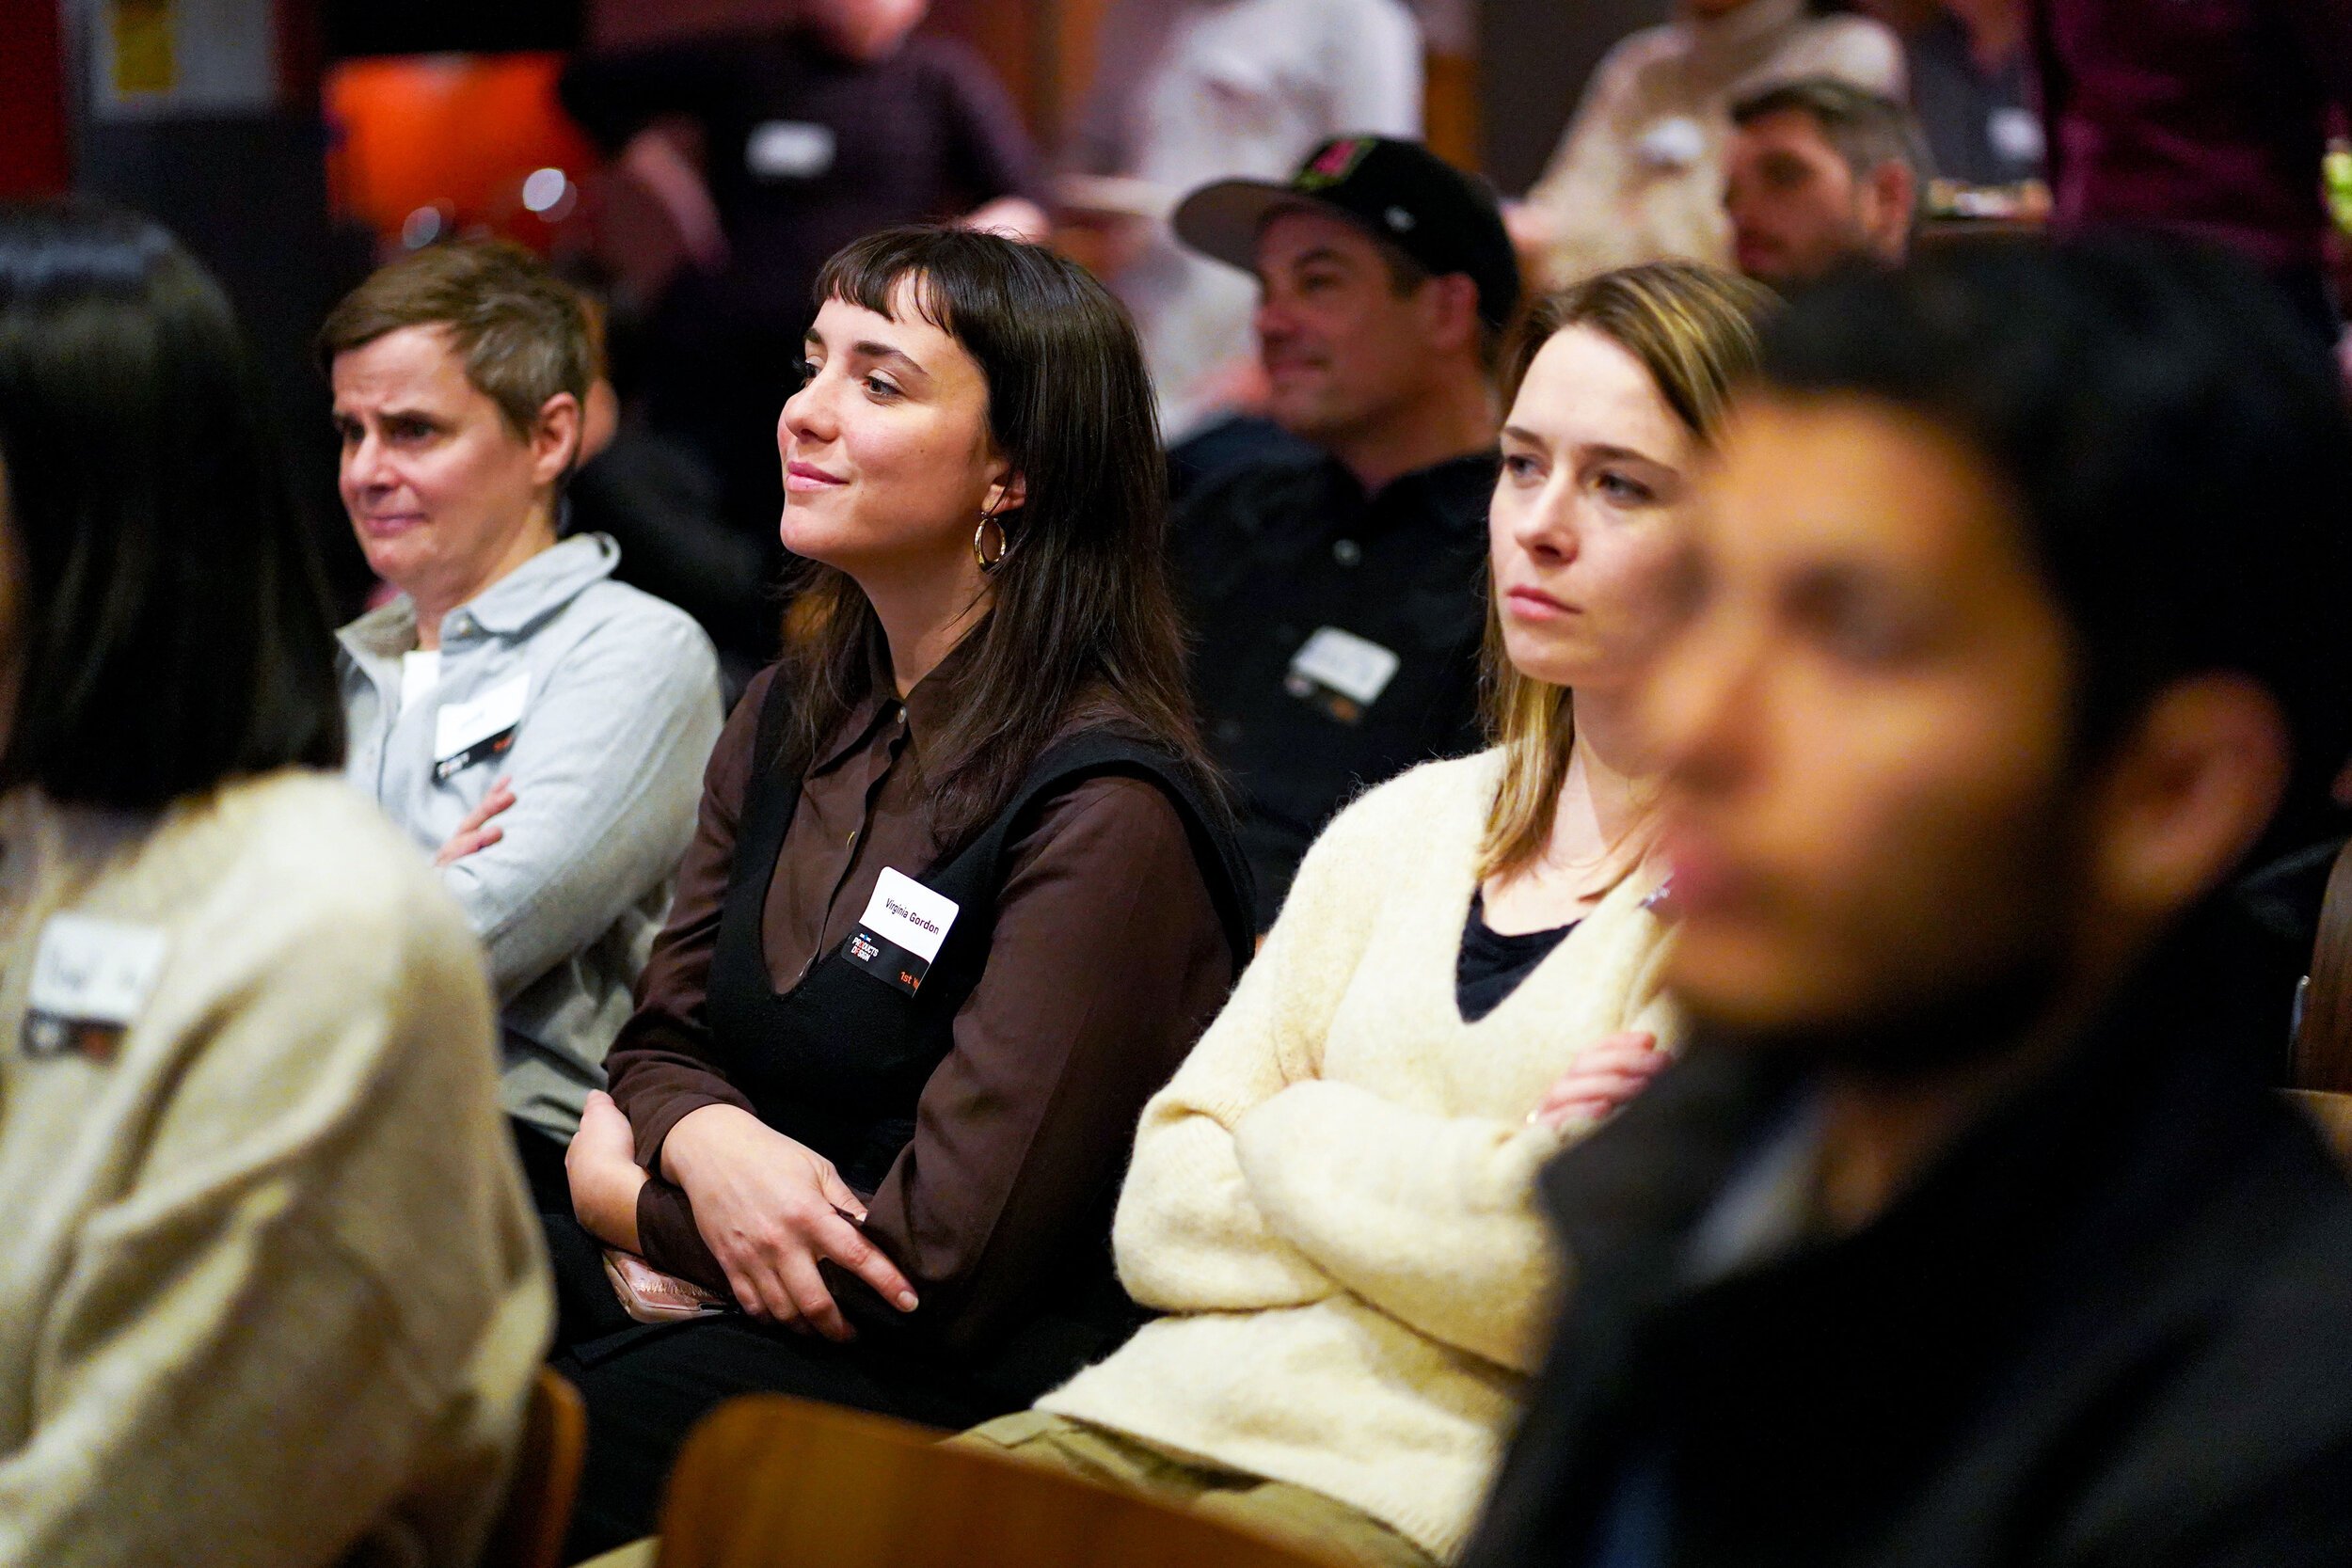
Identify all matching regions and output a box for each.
[896,1291,918,1311]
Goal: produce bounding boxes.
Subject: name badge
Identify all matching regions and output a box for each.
[843,867,960,997]
[1286,626,1400,725]
[747,120,837,180]
[434,673,530,783]
[24,914,168,1061]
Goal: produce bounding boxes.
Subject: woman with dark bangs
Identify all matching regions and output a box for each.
[555,226,1252,1555]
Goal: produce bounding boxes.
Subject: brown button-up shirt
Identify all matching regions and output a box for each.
[606,646,1234,1351]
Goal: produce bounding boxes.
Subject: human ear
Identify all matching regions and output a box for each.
[983,467,1027,520]
[2088,674,2289,925]
[531,391,584,484]
[1867,162,1917,258]
[1421,273,1482,358]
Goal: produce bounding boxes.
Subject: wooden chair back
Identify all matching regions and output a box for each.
[652,1395,1341,1568]
[484,1367,586,1568]
[2290,836,2352,1167]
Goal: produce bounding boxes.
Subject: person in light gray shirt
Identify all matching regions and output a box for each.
[323,241,723,1210]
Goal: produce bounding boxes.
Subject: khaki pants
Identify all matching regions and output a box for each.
[956,1411,1439,1568]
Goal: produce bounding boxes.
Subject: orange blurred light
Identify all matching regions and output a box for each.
[325,52,602,255]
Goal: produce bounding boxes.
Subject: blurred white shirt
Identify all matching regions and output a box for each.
[1067,0,1423,441]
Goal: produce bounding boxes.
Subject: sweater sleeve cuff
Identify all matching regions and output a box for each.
[634,1177,732,1295]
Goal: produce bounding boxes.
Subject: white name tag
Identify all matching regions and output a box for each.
[24,914,169,1058]
[434,673,530,781]
[859,868,959,963]
[1288,626,1400,707]
[844,868,961,997]
[747,120,837,180]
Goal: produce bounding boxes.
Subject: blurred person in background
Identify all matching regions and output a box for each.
[1510,0,1903,291]
[1724,77,1925,288]
[560,0,1051,660]
[0,199,549,1568]
[2031,0,2352,344]
[962,261,1773,1568]
[1059,0,1423,453]
[1464,235,2352,1568]
[1168,137,1519,927]
[324,241,723,1221]
[1859,0,2042,188]
[553,229,1251,1559]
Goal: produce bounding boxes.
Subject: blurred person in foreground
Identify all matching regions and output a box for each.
[0,200,549,1568]
[325,242,723,1218]
[1463,234,2352,1568]
[1059,0,1422,449]
[2031,0,2352,344]
[1724,78,1925,289]
[1168,136,1520,927]
[958,262,1775,1568]
[1510,0,1903,292]
[560,0,1051,644]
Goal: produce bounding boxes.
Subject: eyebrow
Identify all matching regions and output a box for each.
[1498,427,1672,468]
[804,332,930,379]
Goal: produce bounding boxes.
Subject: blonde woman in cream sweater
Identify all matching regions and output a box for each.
[961,262,1778,1567]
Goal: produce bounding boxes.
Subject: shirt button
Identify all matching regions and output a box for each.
[1214,718,1244,745]
[1332,538,1362,567]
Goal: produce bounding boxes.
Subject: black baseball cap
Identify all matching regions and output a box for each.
[1172,136,1522,332]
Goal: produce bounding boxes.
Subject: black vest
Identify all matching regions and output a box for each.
[701,675,1252,1402]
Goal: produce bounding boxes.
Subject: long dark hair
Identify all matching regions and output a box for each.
[771,226,1211,842]
[0,199,342,809]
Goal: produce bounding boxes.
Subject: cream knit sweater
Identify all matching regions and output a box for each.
[1040,752,1676,1560]
[0,773,552,1568]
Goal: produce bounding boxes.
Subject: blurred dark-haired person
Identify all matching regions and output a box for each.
[324,241,723,1217]
[558,0,1051,618]
[1168,136,1521,927]
[0,201,548,1567]
[1463,235,2352,1568]
[2032,0,2352,342]
[1724,78,1924,288]
[957,262,1774,1568]
[553,227,1251,1557]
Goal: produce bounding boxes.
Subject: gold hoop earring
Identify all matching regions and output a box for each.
[973,511,1012,574]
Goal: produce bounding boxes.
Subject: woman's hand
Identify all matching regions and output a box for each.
[435,776,515,867]
[660,1103,918,1340]
[1530,1031,1666,1132]
[566,1089,649,1250]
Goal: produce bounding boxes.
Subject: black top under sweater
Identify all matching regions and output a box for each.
[1457,889,1578,1023]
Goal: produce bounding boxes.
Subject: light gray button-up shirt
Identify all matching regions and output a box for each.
[338,533,724,1143]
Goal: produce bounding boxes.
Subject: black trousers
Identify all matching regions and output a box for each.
[551,1281,996,1559]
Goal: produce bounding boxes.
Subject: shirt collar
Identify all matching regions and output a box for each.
[807,623,985,775]
[1333,449,1500,536]
[337,532,623,666]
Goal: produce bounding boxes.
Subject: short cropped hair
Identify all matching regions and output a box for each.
[317,240,596,439]
[1732,76,1931,198]
[1757,234,2352,850]
[0,199,342,808]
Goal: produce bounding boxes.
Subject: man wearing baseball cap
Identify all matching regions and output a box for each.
[1168,135,1521,928]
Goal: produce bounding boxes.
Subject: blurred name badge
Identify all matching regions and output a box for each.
[434,673,529,783]
[844,868,960,997]
[747,120,837,180]
[24,914,168,1062]
[1286,626,1400,726]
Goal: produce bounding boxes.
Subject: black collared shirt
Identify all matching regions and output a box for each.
[1174,448,1498,927]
